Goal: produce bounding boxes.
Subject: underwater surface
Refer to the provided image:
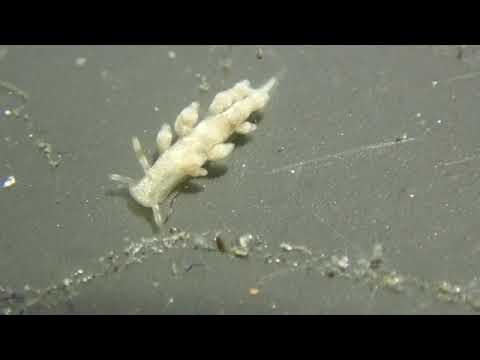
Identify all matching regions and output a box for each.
[1,45,480,314]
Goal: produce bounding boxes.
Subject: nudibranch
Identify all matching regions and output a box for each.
[110,77,277,227]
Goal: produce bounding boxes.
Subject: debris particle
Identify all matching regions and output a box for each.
[35,139,62,168]
[395,133,409,143]
[232,247,249,258]
[331,255,349,270]
[256,47,264,60]
[215,233,228,253]
[167,51,176,59]
[196,74,210,92]
[280,242,312,255]
[369,243,383,269]
[437,281,461,296]
[220,57,233,72]
[456,46,464,60]
[192,233,214,251]
[1,175,16,189]
[280,243,293,252]
[75,57,87,67]
[171,262,179,276]
[36,140,52,154]
[249,287,260,296]
[231,233,255,257]
[184,263,205,273]
[238,233,254,249]
[0,80,29,119]
[382,272,404,292]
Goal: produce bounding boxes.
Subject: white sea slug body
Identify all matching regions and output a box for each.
[110,77,277,227]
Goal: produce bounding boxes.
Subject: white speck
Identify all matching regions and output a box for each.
[432,80,438,87]
[75,57,87,67]
[416,112,422,118]
[290,169,295,174]
[154,106,159,112]
[409,193,415,199]
[238,233,253,248]
[1,175,16,189]
[280,243,293,251]
[4,109,12,116]
[168,51,176,59]
[336,256,349,270]
[241,163,246,168]
[436,119,442,124]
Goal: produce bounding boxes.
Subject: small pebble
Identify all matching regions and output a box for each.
[256,47,264,60]
[238,233,253,249]
[1,175,16,189]
[249,287,260,295]
[75,57,87,67]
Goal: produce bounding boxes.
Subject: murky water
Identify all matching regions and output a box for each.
[1,45,480,314]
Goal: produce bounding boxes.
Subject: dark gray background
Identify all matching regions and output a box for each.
[1,45,480,314]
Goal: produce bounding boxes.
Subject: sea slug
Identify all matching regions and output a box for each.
[110,77,277,227]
